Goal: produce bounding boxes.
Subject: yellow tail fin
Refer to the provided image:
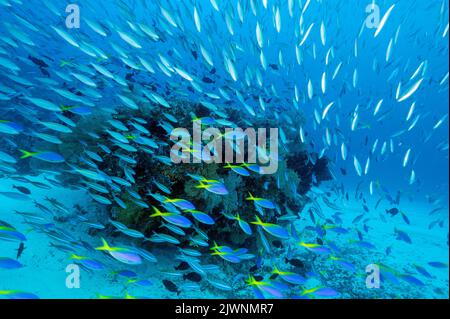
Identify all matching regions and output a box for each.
[252,215,263,225]
[95,238,111,251]
[20,150,37,159]
[150,206,163,217]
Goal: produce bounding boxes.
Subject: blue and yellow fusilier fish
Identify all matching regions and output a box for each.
[95,238,142,265]
[246,275,287,298]
[70,254,105,270]
[184,209,215,225]
[299,242,331,254]
[210,242,252,264]
[251,216,289,239]
[195,180,229,195]
[224,163,250,176]
[245,193,276,209]
[150,206,192,228]
[0,290,39,299]
[272,267,306,285]
[20,150,65,163]
[163,198,196,211]
[298,286,339,298]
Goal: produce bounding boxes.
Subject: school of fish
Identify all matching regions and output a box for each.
[0,0,448,299]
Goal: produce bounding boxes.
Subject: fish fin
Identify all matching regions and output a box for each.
[19,150,37,159]
[150,206,162,217]
[252,215,263,225]
[96,237,111,251]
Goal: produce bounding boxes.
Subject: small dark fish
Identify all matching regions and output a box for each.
[269,273,278,280]
[174,261,189,271]
[285,257,304,268]
[386,208,399,217]
[400,212,410,225]
[340,168,347,175]
[183,272,202,282]
[253,275,264,281]
[385,246,392,256]
[363,205,369,212]
[272,240,282,248]
[162,279,180,295]
[316,238,323,245]
[16,242,25,259]
[39,67,50,77]
[191,50,198,60]
[357,230,364,241]
[28,55,48,68]
[363,224,369,233]
[269,64,279,70]
[202,76,215,84]
[352,213,364,224]
[13,185,31,195]
[395,229,412,244]
[375,198,383,209]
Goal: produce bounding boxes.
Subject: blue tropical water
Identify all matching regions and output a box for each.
[0,0,448,299]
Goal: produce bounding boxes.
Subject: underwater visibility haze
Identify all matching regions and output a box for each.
[0,0,449,299]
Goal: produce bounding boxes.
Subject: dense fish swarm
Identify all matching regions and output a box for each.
[0,0,448,299]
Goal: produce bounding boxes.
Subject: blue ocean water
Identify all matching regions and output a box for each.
[0,0,448,299]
